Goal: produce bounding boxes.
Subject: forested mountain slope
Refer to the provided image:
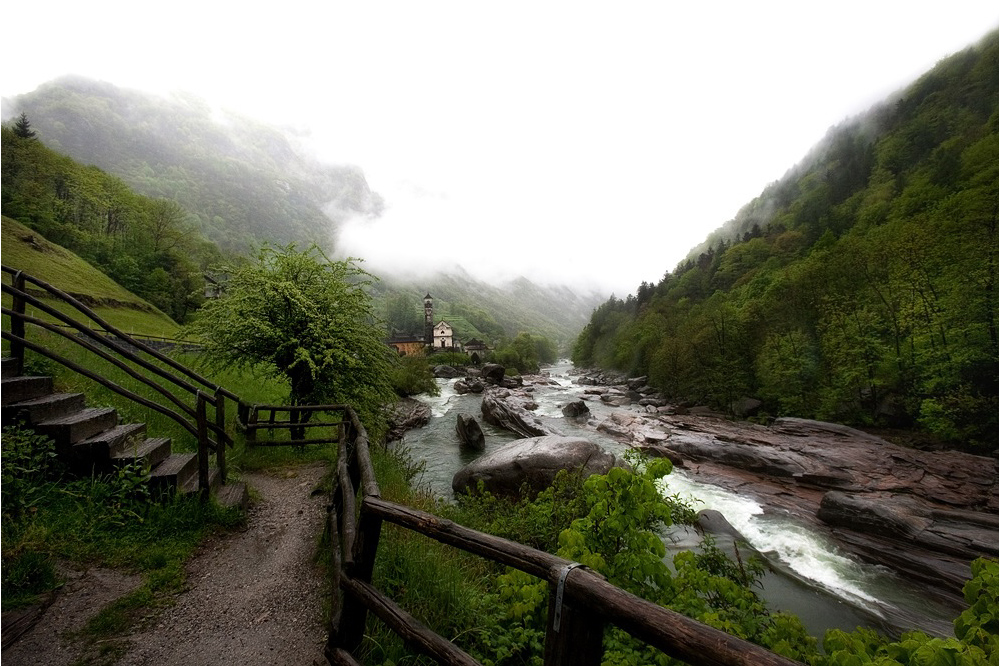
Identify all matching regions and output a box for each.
[2,122,216,322]
[573,31,998,452]
[2,76,382,254]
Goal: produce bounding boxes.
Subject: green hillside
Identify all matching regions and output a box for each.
[573,31,998,451]
[2,216,180,337]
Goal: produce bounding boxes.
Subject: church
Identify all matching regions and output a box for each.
[386,293,485,356]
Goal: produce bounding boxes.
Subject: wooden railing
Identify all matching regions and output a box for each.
[326,415,798,666]
[1,266,235,490]
[237,403,353,448]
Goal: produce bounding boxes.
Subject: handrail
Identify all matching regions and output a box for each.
[325,409,797,666]
[2,266,231,402]
[2,266,231,487]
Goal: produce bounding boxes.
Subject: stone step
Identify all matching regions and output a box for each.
[214,482,250,510]
[180,465,222,496]
[73,423,148,466]
[2,392,87,425]
[1,376,53,404]
[2,357,18,379]
[36,408,118,449]
[148,452,199,492]
[112,437,172,471]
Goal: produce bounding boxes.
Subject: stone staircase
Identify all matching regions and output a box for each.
[1,357,248,508]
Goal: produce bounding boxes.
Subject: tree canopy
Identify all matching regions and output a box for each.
[185,245,397,425]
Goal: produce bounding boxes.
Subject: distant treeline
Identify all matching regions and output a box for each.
[573,32,998,451]
[2,118,219,322]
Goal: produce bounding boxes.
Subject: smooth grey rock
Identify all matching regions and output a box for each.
[452,435,619,498]
[456,413,485,450]
[480,387,560,438]
[561,400,590,421]
[482,363,506,384]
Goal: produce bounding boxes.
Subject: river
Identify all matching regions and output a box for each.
[398,360,956,640]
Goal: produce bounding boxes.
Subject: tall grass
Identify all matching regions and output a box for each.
[353,444,543,665]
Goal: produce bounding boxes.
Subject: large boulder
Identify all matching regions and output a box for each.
[480,387,560,438]
[385,398,431,442]
[481,363,506,385]
[456,413,485,450]
[452,435,619,498]
[433,365,464,378]
[561,400,590,421]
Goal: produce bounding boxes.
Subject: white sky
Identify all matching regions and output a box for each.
[3,1,997,296]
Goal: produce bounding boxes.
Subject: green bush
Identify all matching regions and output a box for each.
[389,354,440,397]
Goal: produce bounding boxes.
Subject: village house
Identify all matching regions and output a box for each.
[387,334,427,357]
[464,338,488,364]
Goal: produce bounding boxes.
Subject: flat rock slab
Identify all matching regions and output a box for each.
[453,435,618,498]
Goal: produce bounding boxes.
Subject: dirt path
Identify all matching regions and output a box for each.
[3,462,331,666]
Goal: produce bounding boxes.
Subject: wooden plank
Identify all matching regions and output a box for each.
[341,577,480,665]
[363,497,565,579]
[248,403,349,412]
[326,481,346,659]
[338,455,357,569]
[243,421,344,431]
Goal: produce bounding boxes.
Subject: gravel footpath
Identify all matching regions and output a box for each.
[3,462,331,666]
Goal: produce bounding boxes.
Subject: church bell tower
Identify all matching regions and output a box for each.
[423,293,433,346]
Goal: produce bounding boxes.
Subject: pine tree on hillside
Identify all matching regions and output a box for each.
[13,112,37,139]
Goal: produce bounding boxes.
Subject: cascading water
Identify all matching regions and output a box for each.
[398,359,956,639]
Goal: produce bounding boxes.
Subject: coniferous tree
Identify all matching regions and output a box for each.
[13,112,36,139]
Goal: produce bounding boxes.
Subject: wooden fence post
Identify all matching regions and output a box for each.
[11,271,25,376]
[246,406,258,447]
[195,391,210,501]
[215,389,227,484]
[337,504,383,653]
[544,564,605,665]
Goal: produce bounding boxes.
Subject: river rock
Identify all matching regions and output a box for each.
[433,365,463,378]
[481,363,506,384]
[385,398,432,442]
[501,375,524,389]
[561,400,590,421]
[730,397,763,417]
[480,387,561,438]
[455,377,486,394]
[455,413,485,450]
[452,435,619,498]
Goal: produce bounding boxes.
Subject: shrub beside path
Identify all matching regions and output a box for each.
[4,462,330,666]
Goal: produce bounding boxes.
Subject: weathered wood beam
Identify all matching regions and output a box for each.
[341,577,480,665]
